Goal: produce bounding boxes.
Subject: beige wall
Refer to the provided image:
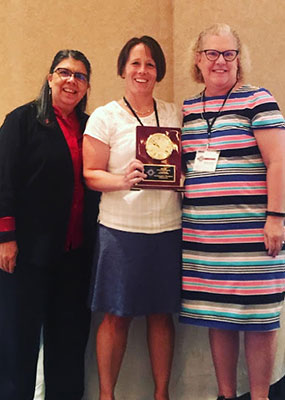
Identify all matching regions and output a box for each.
[1,0,285,123]
[0,0,173,123]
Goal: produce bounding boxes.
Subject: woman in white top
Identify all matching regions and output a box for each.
[83,36,181,400]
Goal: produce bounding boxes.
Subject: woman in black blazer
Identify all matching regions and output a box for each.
[0,49,99,400]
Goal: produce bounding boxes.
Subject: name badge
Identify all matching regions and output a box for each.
[193,149,220,172]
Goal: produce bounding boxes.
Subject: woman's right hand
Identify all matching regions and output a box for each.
[264,216,285,257]
[83,136,147,192]
[122,159,147,190]
[0,241,18,273]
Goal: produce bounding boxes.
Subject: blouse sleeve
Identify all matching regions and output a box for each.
[250,88,285,130]
[83,105,110,145]
[169,102,182,127]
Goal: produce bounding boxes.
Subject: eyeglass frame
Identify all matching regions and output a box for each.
[53,67,89,83]
[199,49,239,62]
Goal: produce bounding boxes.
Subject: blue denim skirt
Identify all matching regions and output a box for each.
[89,224,181,316]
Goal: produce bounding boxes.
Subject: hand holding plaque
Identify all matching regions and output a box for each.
[136,126,183,189]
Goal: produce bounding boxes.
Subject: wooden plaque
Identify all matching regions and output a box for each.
[135,126,183,190]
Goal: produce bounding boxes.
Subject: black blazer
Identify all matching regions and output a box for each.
[0,101,99,267]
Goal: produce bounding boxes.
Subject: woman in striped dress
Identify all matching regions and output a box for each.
[180,23,285,400]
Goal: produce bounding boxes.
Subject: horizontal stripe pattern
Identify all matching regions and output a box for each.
[180,85,285,331]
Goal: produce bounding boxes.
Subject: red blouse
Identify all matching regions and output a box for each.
[54,106,84,251]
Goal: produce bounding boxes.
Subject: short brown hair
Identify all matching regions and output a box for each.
[117,36,166,82]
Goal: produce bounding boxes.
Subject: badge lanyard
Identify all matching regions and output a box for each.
[123,96,160,127]
[201,81,237,141]
[193,82,237,172]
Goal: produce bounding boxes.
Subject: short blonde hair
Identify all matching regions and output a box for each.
[190,23,250,83]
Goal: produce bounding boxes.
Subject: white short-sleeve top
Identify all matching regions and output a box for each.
[84,99,182,233]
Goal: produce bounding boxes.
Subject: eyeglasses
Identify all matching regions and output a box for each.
[54,68,88,83]
[199,49,239,62]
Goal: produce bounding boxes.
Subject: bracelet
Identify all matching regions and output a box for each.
[266,211,285,217]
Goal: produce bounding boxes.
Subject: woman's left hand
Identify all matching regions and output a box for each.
[264,216,285,257]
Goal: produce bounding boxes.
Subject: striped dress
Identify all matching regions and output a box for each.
[180,84,285,331]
